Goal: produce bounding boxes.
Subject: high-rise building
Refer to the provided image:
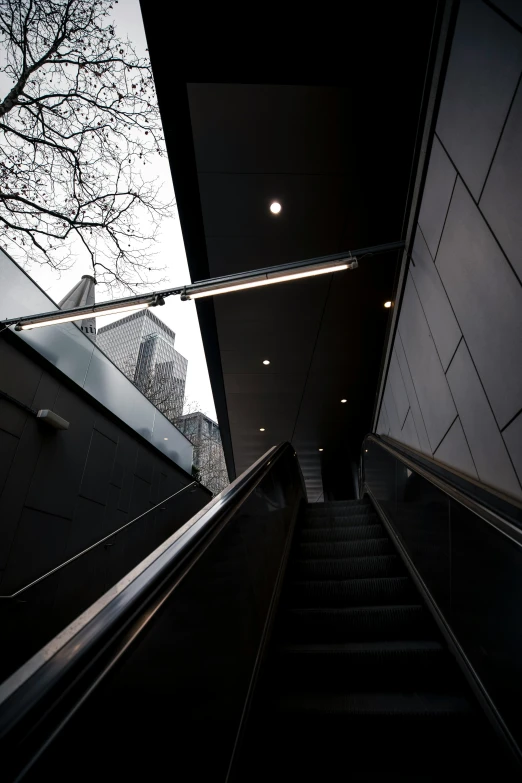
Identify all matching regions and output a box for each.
[176,411,228,495]
[97,310,188,421]
[58,275,97,341]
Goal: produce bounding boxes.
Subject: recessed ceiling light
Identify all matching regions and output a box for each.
[384,301,392,308]
[270,202,282,215]
[318,448,324,452]
[260,428,266,432]
[341,399,347,403]
[263,359,270,365]
[164,437,168,441]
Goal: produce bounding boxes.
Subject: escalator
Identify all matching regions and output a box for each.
[234,497,511,780]
[0,439,520,781]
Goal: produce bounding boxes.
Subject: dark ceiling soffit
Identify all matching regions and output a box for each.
[371,0,460,431]
[137,8,236,479]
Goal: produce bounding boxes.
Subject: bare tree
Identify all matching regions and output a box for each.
[0,0,171,293]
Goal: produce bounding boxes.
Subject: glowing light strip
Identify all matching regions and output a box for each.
[189,263,349,299]
[18,301,152,330]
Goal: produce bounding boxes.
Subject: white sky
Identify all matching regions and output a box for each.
[1,0,217,420]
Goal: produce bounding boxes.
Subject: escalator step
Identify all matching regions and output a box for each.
[296,538,393,559]
[303,513,379,527]
[298,524,385,542]
[307,500,371,510]
[271,641,457,691]
[292,554,405,579]
[241,705,496,783]
[284,576,415,607]
[280,604,431,642]
[275,689,472,717]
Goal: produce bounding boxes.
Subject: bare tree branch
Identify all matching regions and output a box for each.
[0,0,172,293]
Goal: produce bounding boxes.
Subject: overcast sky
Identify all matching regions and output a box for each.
[1,0,217,420]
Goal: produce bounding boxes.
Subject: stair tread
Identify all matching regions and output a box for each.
[284,576,414,605]
[296,539,392,558]
[278,640,444,654]
[292,554,405,579]
[275,690,473,716]
[285,603,425,614]
[299,524,385,541]
[307,500,371,508]
[303,515,380,526]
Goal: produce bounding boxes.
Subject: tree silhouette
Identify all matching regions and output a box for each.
[0,0,171,293]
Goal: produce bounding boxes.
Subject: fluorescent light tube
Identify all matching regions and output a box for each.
[188,263,349,299]
[18,301,152,330]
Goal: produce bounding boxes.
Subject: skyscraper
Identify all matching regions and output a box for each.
[97,310,188,421]
[58,275,97,341]
[175,411,228,495]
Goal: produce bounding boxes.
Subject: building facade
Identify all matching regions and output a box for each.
[176,411,229,495]
[58,275,97,341]
[97,310,188,421]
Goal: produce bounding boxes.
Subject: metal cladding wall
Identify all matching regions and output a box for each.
[376,0,522,502]
[0,248,208,596]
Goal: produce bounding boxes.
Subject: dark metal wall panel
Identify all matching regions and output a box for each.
[446,340,520,496]
[398,274,457,450]
[433,417,477,479]
[410,229,461,370]
[436,0,522,199]
[0,337,210,598]
[417,136,457,258]
[376,0,522,501]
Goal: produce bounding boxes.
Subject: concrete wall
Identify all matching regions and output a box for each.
[376,0,522,501]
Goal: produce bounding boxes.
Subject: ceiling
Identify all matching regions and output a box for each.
[140,5,439,499]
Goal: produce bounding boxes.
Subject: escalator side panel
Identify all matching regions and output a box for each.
[364,438,522,761]
[13,449,304,782]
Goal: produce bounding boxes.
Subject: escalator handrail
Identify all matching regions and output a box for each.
[363,434,522,546]
[0,481,203,599]
[0,441,297,750]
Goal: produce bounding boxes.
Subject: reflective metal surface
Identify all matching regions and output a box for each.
[362,434,522,751]
[0,248,193,472]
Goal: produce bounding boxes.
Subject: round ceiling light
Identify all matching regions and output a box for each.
[270,202,282,215]
[260,428,266,432]
[341,399,347,403]
[384,301,392,308]
[318,448,324,452]
[263,359,270,365]
[164,437,168,441]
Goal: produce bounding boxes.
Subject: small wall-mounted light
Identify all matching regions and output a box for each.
[384,301,392,309]
[36,409,69,430]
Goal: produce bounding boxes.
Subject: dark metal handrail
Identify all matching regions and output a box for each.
[0,481,199,599]
[363,434,522,547]
[0,441,296,771]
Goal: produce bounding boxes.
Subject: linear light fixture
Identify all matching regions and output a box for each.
[183,261,353,300]
[11,295,163,331]
[1,241,404,332]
